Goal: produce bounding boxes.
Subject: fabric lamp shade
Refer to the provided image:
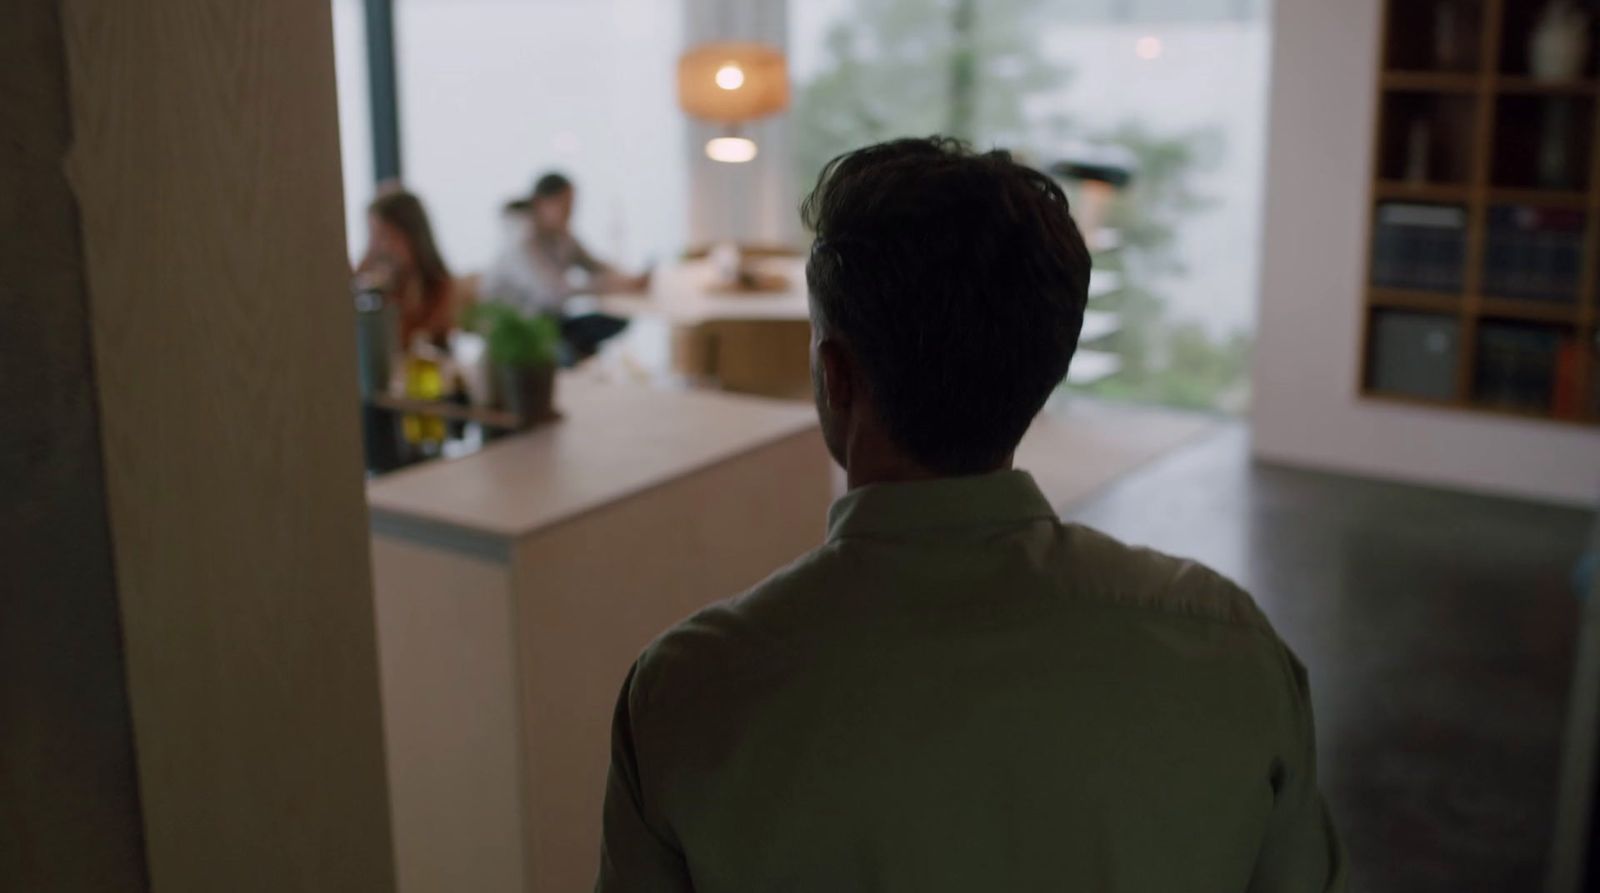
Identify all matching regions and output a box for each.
[678,42,789,123]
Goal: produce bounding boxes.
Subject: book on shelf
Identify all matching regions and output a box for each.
[1474,323,1561,412]
[1552,337,1584,419]
[1372,202,1467,293]
[1369,311,1459,400]
[1482,206,1584,303]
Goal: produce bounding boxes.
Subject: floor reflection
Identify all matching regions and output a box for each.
[1065,425,1589,892]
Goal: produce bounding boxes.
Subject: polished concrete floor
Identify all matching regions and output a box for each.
[1061,425,1593,892]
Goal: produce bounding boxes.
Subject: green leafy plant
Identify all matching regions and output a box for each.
[465,303,561,369]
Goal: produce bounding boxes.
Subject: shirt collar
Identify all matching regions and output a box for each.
[825,469,1058,543]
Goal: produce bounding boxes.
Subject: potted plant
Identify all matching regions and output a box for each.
[465,303,562,428]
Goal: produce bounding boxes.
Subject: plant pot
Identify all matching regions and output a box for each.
[495,362,556,429]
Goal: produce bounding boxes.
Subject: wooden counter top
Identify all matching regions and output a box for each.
[598,257,810,325]
[366,377,819,540]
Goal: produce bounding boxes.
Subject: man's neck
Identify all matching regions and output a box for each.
[845,456,1013,492]
[845,465,941,493]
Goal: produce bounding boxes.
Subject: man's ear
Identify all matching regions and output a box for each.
[817,337,854,413]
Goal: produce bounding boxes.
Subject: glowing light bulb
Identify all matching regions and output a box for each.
[1135,36,1163,60]
[715,63,745,90]
[705,136,758,163]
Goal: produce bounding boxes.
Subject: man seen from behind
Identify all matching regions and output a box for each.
[596,136,1347,893]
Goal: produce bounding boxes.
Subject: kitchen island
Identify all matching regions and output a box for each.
[367,377,830,893]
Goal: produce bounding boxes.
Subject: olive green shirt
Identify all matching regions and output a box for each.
[597,470,1346,892]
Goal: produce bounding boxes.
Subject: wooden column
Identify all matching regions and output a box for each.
[4,2,396,890]
[1,3,150,890]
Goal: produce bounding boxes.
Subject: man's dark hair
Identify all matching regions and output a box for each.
[801,136,1091,475]
[532,171,573,199]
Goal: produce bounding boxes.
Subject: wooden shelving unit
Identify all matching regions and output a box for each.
[1374,179,1472,203]
[1369,286,1464,314]
[1382,70,1481,92]
[1484,187,1591,208]
[1478,296,1583,323]
[1362,0,1599,424]
[1495,75,1600,96]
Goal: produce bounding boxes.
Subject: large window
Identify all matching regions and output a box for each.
[333,0,375,261]
[332,0,1267,411]
[333,0,687,273]
[790,0,1270,412]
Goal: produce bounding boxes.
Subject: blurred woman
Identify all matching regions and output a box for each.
[484,171,641,362]
[356,188,456,349]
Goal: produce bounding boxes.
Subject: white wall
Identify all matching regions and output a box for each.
[1251,0,1600,507]
[332,0,687,273]
[400,0,685,273]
